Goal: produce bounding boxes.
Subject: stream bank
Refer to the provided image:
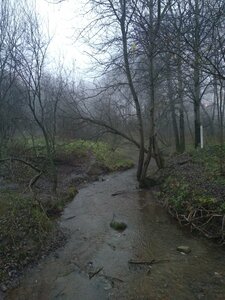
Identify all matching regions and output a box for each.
[0,140,133,289]
[5,168,225,300]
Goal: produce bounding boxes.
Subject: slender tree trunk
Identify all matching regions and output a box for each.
[166,59,180,152]
[193,0,201,148]
[193,56,201,148]
[177,52,185,152]
[194,101,201,148]
[42,128,58,194]
[140,0,164,183]
[120,3,145,181]
[218,82,225,174]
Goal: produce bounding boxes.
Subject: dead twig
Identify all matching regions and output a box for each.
[111,191,125,196]
[100,274,124,283]
[128,259,170,266]
[64,215,76,221]
[89,267,103,279]
[29,171,43,191]
[0,157,41,172]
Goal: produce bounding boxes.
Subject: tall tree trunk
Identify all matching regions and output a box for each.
[140,1,164,183]
[166,59,180,152]
[120,3,145,181]
[193,0,201,148]
[193,55,201,148]
[42,128,58,194]
[177,51,185,152]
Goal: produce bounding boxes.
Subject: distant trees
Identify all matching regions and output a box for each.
[0,0,24,157]
[69,0,225,182]
[76,0,167,182]
[2,0,225,186]
[0,1,69,192]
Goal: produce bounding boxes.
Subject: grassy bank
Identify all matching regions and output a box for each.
[0,139,133,287]
[158,146,225,244]
[55,139,134,172]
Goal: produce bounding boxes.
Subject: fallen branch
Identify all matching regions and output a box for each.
[128,259,170,266]
[89,267,103,279]
[177,159,191,165]
[0,157,41,172]
[29,171,43,191]
[111,191,125,196]
[168,205,224,241]
[64,215,76,221]
[100,274,124,283]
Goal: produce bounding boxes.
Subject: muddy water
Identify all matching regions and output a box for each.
[7,169,225,300]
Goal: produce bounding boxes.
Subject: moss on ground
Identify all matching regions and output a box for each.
[110,220,127,232]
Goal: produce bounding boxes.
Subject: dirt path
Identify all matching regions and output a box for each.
[6,169,225,299]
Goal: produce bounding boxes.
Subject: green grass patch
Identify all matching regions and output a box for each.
[0,191,53,282]
[162,177,219,213]
[56,139,134,171]
[5,138,134,172]
[189,145,225,180]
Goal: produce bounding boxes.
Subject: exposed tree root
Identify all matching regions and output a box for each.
[167,205,225,243]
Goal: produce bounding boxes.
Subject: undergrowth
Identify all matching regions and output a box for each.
[190,145,225,182]
[56,139,134,171]
[0,191,53,282]
[5,138,134,172]
[160,148,225,243]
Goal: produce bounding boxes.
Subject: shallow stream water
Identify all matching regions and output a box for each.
[6,168,225,299]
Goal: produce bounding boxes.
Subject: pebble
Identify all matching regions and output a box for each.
[0,284,7,292]
[177,246,191,254]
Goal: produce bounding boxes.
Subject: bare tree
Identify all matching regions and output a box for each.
[16,7,58,193]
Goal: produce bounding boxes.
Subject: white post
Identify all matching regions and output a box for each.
[200,125,204,149]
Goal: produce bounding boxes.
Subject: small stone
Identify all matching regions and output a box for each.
[104,282,112,290]
[110,220,127,232]
[0,284,7,292]
[214,272,222,278]
[177,246,191,254]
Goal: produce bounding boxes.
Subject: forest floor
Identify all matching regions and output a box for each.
[0,139,133,292]
[157,145,225,244]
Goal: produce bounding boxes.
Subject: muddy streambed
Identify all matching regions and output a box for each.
[6,169,225,299]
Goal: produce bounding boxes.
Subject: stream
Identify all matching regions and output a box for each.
[6,168,225,299]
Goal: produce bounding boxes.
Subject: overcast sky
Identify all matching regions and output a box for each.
[36,0,91,77]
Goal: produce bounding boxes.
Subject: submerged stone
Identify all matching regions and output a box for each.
[177,246,191,254]
[110,220,127,232]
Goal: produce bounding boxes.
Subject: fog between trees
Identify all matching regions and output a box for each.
[1,0,225,187]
